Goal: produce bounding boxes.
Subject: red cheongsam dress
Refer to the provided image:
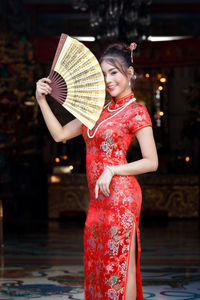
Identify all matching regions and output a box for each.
[82,92,152,300]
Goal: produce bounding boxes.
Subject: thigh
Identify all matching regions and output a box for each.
[128,223,136,276]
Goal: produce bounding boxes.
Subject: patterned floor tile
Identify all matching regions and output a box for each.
[0,219,199,299]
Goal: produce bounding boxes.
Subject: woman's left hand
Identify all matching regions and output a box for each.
[95,166,115,199]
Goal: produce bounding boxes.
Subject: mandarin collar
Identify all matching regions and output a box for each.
[109,92,134,110]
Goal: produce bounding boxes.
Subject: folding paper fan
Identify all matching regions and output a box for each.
[48,34,106,130]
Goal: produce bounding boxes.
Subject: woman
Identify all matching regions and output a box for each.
[36,42,158,300]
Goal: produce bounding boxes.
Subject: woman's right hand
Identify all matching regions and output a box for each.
[35,78,52,105]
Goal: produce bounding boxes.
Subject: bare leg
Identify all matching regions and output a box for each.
[125,224,136,300]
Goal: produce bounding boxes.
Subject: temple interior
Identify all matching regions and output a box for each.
[0,0,200,299]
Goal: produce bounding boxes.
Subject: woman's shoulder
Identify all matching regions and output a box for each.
[128,101,152,123]
[129,101,150,115]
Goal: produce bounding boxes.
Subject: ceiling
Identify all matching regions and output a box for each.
[23,0,200,3]
[1,0,200,39]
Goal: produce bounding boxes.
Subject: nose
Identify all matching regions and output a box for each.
[105,73,112,84]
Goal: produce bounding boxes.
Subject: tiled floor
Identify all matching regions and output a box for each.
[0,218,199,299]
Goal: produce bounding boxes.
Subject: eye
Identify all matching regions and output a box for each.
[111,71,117,75]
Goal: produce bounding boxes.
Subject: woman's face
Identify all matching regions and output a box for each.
[101,60,132,100]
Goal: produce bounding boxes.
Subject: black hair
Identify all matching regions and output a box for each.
[99,43,134,77]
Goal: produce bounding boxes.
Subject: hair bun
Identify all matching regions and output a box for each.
[105,43,131,57]
[100,42,135,68]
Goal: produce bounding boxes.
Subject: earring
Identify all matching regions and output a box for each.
[129,81,131,86]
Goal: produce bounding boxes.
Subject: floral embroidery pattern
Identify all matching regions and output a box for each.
[82,99,152,300]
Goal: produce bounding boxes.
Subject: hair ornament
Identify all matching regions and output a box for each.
[130,42,137,63]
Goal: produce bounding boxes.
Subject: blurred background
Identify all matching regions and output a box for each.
[0,0,200,222]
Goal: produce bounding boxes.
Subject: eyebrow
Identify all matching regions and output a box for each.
[103,67,117,74]
[108,68,117,72]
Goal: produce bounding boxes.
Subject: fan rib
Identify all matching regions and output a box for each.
[48,34,106,129]
[49,70,68,105]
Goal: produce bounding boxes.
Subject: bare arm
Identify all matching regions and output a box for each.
[95,126,158,198]
[111,126,158,176]
[36,78,82,142]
